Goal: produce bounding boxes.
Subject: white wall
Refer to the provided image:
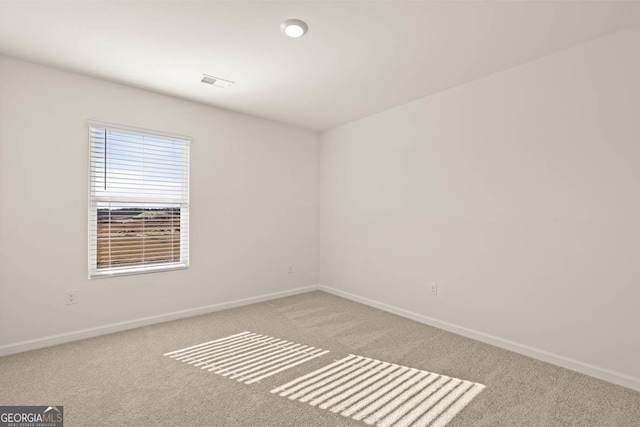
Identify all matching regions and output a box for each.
[0,56,319,351]
[320,26,640,386]
[2,26,639,392]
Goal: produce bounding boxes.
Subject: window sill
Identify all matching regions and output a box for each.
[89,262,189,279]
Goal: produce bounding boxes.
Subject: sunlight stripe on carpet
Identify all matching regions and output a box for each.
[271,354,485,426]
[164,331,329,384]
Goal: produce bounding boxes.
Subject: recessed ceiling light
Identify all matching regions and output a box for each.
[281,19,308,38]
[200,74,234,88]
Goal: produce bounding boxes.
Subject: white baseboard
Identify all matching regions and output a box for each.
[0,285,319,357]
[317,285,640,393]
[4,283,639,393]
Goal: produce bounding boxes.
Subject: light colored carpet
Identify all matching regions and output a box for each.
[165,331,328,384]
[271,354,485,427]
[1,291,639,426]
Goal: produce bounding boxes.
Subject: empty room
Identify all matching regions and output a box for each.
[1,1,639,426]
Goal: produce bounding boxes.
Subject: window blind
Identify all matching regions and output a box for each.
[88,121,190,278]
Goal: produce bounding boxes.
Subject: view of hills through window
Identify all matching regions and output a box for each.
[96,204,181,269]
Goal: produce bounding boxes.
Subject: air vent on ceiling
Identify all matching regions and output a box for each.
[200,74,234,88]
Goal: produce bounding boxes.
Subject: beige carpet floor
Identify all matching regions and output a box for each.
[1,291,639,426]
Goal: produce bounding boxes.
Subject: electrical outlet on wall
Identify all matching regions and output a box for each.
[288,264,295,274]
[430,283,438,296]
[65,290,78,305]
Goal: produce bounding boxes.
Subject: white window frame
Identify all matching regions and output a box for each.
[88,120,190,279]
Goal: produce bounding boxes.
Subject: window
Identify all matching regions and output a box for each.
[88,121,190,278]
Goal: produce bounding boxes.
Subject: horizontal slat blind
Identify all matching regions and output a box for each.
[88,122,190,278]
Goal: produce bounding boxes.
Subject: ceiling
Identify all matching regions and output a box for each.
[1,1,640,132]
